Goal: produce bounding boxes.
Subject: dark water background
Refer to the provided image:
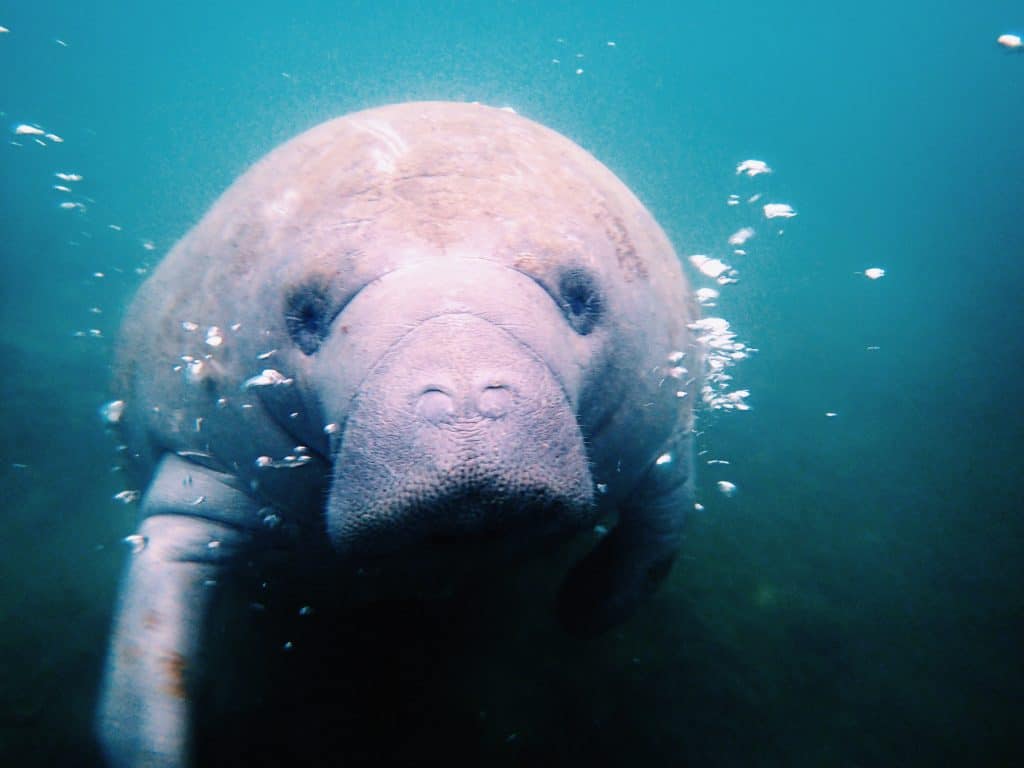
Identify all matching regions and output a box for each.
[2,1,1022,765]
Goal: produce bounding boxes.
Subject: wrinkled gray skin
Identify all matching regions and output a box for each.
[98,101,699,767]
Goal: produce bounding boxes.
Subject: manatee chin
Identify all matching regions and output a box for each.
[328,462,594,573]
[325,312,596,577]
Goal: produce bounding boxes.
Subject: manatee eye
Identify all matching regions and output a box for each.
[285,283,334,355]
[558,268,603,335]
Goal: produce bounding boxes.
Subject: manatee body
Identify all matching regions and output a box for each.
[98,101,699,767]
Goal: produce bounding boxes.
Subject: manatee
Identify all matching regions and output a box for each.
[97,101,699,767]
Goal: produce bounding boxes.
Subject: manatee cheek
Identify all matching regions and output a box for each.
[324,313,596,567]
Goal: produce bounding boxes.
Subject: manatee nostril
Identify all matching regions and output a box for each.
[477,384,512,418]
[415,388,455,423]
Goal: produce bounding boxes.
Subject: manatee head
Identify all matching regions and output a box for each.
[114,102,698,583]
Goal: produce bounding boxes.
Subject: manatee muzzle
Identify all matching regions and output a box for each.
[326,313,596,568]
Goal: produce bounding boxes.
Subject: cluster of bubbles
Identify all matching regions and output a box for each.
[549,35,618,77]
[678,158,799,499]
[683,135,899,501]
[685,157,787,418]
[3,25,160,346]
[689,317,752,413]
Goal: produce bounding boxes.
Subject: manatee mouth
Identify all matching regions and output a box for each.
[325,312,596,572]
[332,477,583,566]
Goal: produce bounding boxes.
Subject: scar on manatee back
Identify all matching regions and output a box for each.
[595,201,647,281]
[159,651,188,701]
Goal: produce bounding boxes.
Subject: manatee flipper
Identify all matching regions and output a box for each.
[558,431,693,635]
[97,454,259,768]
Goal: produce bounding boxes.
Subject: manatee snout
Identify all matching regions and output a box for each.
[326,312,596,567]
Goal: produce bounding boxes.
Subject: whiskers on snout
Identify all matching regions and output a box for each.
[330,476,596,588]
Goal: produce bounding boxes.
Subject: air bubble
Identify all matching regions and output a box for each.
[123,534,147,554]
[100,399,125,425]
[716,480,738,497]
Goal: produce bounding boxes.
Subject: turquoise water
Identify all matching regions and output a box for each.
[2,1,1022,765]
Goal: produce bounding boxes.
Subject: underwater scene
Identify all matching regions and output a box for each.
[1,2,1022,766]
